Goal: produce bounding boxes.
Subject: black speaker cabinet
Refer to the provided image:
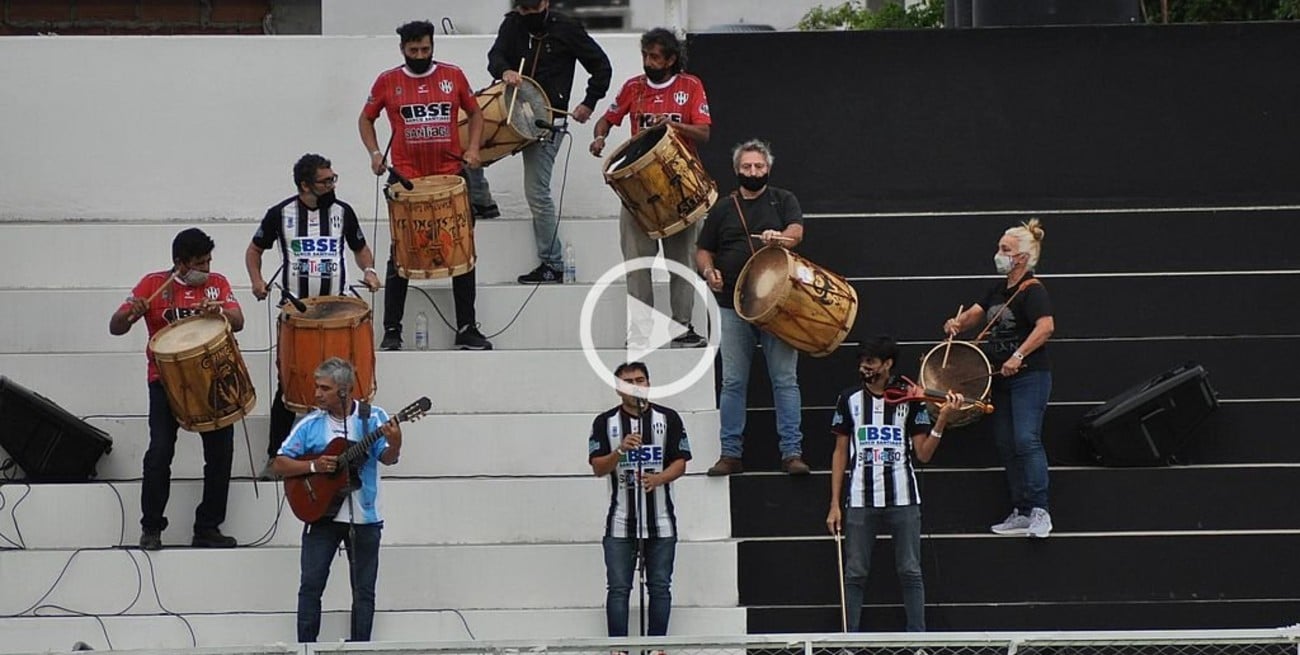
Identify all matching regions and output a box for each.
[1079,363,1218,466]
[0,376,113,481]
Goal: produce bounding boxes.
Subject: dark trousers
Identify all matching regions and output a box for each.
[382,255,476,331]
[296,521,383,643]
[141,381,233,533]
[602,535,677,637]
[268,383,296,458]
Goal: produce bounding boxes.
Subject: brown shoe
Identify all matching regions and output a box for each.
[707,456,744,476]
[781,456,811,475]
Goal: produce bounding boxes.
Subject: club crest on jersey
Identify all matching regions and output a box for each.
[439,79,453,94]
[674,91,689,106]
[205,286,220,301]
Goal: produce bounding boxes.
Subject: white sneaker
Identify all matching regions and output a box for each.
[1027,507,1053,538]
[991,509,1031,535]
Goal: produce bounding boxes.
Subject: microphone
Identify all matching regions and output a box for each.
[277,285,308,313]
[535,119,568,133]
[386,167,414,191]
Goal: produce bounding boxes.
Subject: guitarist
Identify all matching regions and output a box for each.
[825,336,962,633]
[272,357,402,643]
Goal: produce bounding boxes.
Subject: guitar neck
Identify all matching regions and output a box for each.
[338,418,387,467]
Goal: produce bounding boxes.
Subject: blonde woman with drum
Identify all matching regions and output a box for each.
[944,219,1056,538]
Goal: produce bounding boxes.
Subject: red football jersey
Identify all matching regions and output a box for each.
[362,63,480,178]
[118,270,240,382]
[603,73,712,145]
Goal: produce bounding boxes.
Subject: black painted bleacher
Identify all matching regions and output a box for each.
[690,23,1300,632]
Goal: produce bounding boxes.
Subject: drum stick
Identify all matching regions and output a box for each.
[505,57,524,126]
[128,271,176,323]
[834,528,848,632]
[749,233,794,242]
[941,304,963,369]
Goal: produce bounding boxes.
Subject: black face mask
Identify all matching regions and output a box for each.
[313,190,336,208]
[521,9,547,33]
[404,56,433,75]
[644,66,671,84]
[737,173,769,192]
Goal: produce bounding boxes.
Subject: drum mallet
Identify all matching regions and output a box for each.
[834,527,848,632]
[127,269,178,324]
[942,304,963,368]
[505,57,525,126]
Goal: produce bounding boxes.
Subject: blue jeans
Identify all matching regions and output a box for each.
[297,521,383,643]
[603,535,677,637]
[466,134,563,268]
[719,308,803,459]
[990,369,1052,513]
[843,505,925,632]
[141,381,232,533]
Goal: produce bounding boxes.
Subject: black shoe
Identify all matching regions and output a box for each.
[517,264,563,284]
[472,203,501,219]
[139,530,162,551]
[671,325,707,348]
[192,528,237,548]
[455,324,493,350]
[380,328,402,351]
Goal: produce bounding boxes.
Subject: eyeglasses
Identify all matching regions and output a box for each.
[314,175,339,185]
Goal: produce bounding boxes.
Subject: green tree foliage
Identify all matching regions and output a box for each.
[1141,0,1300,21]
[797,0,945,30]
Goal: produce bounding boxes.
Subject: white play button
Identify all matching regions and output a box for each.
[579,256,721,400]
[625,293,690,356]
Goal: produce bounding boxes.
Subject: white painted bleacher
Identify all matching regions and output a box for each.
[0,33,737,652]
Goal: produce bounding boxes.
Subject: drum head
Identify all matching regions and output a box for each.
[152,315,226,354]
[736,247,792,321]
[389,174,465,201]
[919,341,992,402]
[287,296,368,321]
[608,124,667,173]
[499,77,552,140]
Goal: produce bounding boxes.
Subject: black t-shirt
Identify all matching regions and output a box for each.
[696,187,803,309]
[977,273,1052,370]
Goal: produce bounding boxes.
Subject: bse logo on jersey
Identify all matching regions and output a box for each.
[289,237,341,257]
[857,424,904,446]
[619,444,664,468]
[400,102,453,124]
[638,113,682,129]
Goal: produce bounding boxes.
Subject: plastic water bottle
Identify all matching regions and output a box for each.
[414,311,429,351]
[563,242,577,284]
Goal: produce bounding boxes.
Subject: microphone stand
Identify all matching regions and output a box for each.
[635,398,648,639]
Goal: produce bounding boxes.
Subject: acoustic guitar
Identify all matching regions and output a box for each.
[284,397,431,523]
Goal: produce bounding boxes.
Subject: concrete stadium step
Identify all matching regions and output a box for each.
[0,542,738,615]
[2,217,639,289]
[0,281,714,353]
[5,476,732,549]
[0,349,717,416]
[81,411,722,480]
[0,607,747,652]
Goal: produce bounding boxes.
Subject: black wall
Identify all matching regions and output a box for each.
[687,23,1300,633]
[689,23,1300,212]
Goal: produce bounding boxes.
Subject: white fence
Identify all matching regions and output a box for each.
[20,629,1300,655]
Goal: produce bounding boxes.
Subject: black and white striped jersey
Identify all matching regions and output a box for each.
[588,403,692,539]
[252,196,367,299]
[830,379,933,508]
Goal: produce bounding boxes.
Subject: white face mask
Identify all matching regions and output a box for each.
[994,253,1016,274]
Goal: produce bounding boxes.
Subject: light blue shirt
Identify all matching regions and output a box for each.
[279,401,391,525]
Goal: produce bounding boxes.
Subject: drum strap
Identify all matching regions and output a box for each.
[730,193,758,257]
[974,277,1042,343]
